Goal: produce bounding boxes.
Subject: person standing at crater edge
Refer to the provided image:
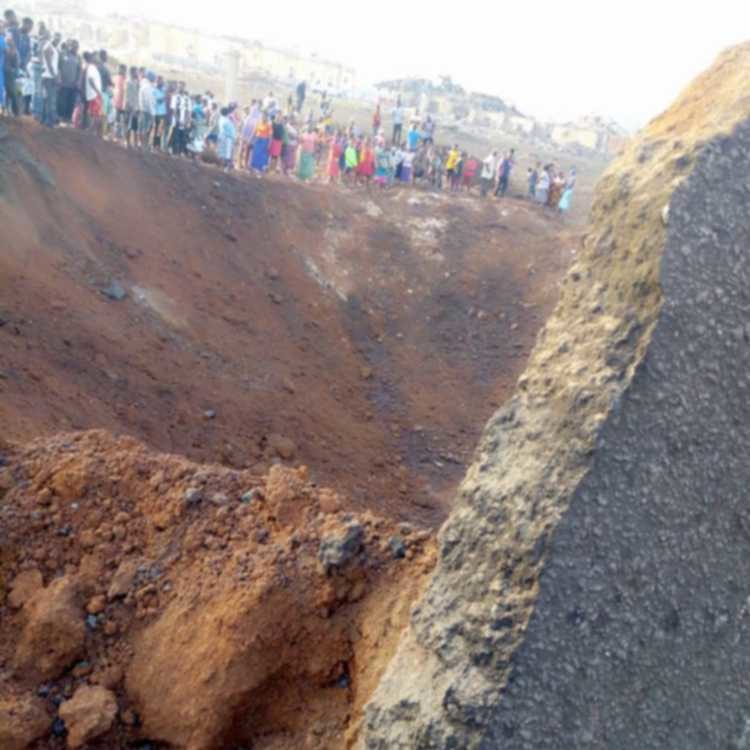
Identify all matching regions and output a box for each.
[391,98,404,145]
[296,79,306,112]
[495,148,515,197]
[39,25,59,128]
[480,150,496,198]
[57,39,80,123]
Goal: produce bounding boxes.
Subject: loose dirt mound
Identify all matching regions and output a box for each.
[0,121,573,524]
[0,430,434,749]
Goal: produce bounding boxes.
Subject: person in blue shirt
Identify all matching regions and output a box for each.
[495,148,516,197]
[153,75,167,149]
[407,122,420,152]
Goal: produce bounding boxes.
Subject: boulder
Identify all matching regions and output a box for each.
[362,43,750,750]
[58,685,117,748]
[13,576,85,682]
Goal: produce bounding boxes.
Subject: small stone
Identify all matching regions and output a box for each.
[360,366,374,380]
[71,660,92,679]
[211,492,228,505]
[86,595,106,615]
[51,717,66,737]
[269,292,284,304]
[101,281,127,301]
[86,615,99,630]
[203,409,216,420]
[183,487,203,505]
[389,536,407,559]
[319,523,364,573]
[59,686,117,748]
[37,488,52,506]
[240,488,263,504]
[268,434,297,461]
[107,559,139,600]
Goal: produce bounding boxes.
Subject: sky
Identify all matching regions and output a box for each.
[92,0,750,130]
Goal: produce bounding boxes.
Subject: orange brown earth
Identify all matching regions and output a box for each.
[0,118,585,748]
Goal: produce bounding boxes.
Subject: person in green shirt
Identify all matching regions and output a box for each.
[344,140,358,185]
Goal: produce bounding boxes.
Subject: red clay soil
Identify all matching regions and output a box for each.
[0,119,581,749]
[0,430,436,749]
[0,120,575,525]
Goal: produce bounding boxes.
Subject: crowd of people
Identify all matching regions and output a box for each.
[0,8,576,213]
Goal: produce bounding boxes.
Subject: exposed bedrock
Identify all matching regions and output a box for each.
[361,43,750,749]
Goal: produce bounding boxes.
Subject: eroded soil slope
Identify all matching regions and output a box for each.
[0,121,574,523]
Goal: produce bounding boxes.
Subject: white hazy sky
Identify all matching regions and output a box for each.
[92,0,750,130]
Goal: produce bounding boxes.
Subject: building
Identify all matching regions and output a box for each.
[18,2,356,95]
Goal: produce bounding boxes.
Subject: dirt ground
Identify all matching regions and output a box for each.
[0,115,592,749]
[0,120,578,526]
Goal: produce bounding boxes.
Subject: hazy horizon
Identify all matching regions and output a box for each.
[86,0,749,130]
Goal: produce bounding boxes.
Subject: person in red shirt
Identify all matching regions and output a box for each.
[462,155,479,192]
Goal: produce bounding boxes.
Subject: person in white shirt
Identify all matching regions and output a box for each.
[169,82,191,156]
[138,72,156,149]
[82,51,102,132]
[39,27,59,127]
[481,150,499,198]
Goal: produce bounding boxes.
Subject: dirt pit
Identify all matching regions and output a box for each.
[0,120,580,748]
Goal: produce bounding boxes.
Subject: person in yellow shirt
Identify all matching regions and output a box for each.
[445,144,460,184]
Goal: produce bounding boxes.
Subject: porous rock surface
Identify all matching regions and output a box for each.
[362,43,750,749]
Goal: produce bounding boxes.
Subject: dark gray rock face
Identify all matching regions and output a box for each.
[361,45,750,750]
[480,117,750,750]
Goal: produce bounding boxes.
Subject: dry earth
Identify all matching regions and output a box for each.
[0,116,585,749]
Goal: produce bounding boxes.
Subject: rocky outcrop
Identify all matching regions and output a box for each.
[58,686,118,748]
[362,43,750,749]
